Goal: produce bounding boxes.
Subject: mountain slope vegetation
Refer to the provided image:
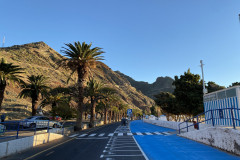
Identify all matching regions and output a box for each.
[0,42,154,118]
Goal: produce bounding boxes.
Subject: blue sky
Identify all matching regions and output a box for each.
[0,0,240,87]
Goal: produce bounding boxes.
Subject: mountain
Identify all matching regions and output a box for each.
[116,71,175,98]
[0,42,154,119]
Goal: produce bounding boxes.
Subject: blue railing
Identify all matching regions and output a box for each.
[178,108,240,134]
[0,120,64,140]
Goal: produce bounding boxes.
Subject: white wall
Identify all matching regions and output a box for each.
[143,119,210,132]
[0,133,63,159]
[180,127,240,156]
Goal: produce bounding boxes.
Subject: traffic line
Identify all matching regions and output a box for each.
[69,134,79,138]
[98,133,105,136]
[127,133,133,136]
[162,132,171,135]
[78,133,88,137]
[145,132,153,135]
[154,132,163,135]
[136,132,143,135]
[89,133,97,137]
[118,133,123,136]
[76,137,108,140]
[108,133,114,136]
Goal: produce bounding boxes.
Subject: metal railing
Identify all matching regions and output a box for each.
[0,120,64,140]
[178,108,240,134]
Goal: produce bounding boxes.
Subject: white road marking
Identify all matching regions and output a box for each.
[101,155,144,157]
[98,133,105,136]
[108,133,114,136]
[163,132,171,135]
[76,137,108,140]
[154,132,163,135]
[69,134,78,137]
[89,133,97,137]
[127,133,133,136]
[133,136,149,160]
[104,150,140,152]
[118,133,123,136]
[78,134,87,137]
[136,132,143,135]
[145,132,153,135]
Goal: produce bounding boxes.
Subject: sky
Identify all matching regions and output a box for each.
[0,0,240,87]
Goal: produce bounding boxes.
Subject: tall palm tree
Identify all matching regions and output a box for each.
[60,42,104,130]
[0,58,24,111]
[19,75,49,116]
[85,78,103,128]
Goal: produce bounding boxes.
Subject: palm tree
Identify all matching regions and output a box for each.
[0,58,24,111]
[60,42,104,130]
[100,87,117,124]
[40,87,71,117]
[19,75,49,116]
[85,78,103,128]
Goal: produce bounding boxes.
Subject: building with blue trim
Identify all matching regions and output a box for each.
[203,86,240,126]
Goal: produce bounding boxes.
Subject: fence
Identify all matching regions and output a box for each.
[178,108,240,134]
[0,120,64,140]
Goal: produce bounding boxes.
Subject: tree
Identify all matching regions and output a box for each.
[154,92,177,120]
[229,82,240,87]
[40,87,71,118]
[60,42,104,131]
[19,75,49,116]
[99,87,117,124]
[0,58,24,112]
[207,81,225,93]
[85,78,103,128]
[173,69,203,116]
[150,106,157,116]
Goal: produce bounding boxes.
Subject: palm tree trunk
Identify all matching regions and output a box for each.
[75,67,88,131]
[104,107,107,124]
[89,98,96,128]
[109,110,112,123]
[0,83,6,112]
[32,96,38,116]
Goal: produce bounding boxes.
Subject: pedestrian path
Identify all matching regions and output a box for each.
[68,131,174,138]
[100,125,147,159]
[130,120,240,160]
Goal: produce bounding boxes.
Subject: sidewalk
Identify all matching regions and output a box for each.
[130,120,240,160]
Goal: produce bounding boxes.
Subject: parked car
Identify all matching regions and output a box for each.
[49,116,62,121]
[0,124,5,135]
[20,116,62,128]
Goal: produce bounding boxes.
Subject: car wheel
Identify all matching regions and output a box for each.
[29,123,36,128]
[53,124,57,128]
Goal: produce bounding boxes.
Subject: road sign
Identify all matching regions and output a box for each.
[127,109,132,115]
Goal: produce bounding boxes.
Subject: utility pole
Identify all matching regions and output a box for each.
[200,60,207,95]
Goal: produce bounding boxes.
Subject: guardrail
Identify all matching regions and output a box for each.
[0,120,64,140]
[178,108,240,134]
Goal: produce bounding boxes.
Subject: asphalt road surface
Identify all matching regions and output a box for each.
[3,122,146,160]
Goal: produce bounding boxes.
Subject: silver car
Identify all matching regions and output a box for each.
[20,116,62,128]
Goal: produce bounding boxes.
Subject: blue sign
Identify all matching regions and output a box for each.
[127,109,132,115]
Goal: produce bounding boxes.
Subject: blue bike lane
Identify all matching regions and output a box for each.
[130,120,240,160]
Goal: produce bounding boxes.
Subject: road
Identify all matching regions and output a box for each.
[3,122,146,160]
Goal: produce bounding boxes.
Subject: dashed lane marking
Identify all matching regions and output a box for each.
[98,133,105,136]
[136,132,143,135]
[78,133,87,137]
[108,133,114,136]
[89,133,97,137]
[69,134,78,138]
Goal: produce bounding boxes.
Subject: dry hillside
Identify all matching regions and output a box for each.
[0,42,154,119]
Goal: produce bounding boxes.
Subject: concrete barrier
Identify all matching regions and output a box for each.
[0,133,63,159]
[143,119,211,132]
[179,127,240,156]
